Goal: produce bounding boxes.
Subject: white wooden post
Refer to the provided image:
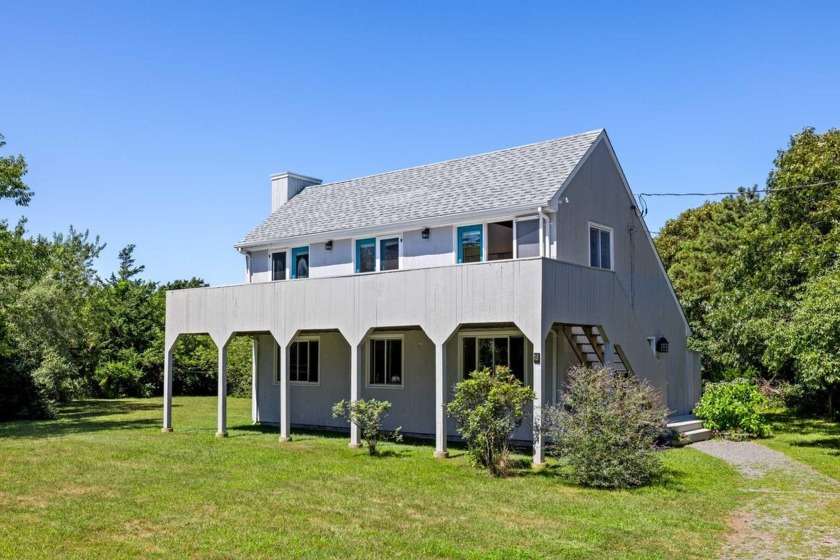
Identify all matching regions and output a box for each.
[279,343,291,442]
[251,337,258,424]
[162,346,174,432]
[216,342,228,437]
[349,341,363,448]
[532,337,546,466]
[434,341,448,459]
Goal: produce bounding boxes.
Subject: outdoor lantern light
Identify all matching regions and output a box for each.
[325,240,333,250]
[421,228,430,239]
[656,337,669,353]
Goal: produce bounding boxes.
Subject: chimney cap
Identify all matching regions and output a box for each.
[270,171,322,184]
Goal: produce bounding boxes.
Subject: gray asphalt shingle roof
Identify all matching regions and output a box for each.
[237,129,603,247]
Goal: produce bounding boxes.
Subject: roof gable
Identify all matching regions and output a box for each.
[238,129,603,247]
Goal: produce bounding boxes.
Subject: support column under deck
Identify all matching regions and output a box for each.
[216,343,228,437]
[434,341,448,459]
[532,337,546,467]
[279,343,291,442]
[162,346,174,432]
[349,341,363,448]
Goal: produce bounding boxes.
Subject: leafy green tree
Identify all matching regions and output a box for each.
[542,365,668,488]
[446,366,535,476]
[332,398,402,455]
[0,133,32,206]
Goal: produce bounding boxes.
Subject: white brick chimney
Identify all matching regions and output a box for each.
[270,172,322,212]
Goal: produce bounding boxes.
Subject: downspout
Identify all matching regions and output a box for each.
[538,206,550,258]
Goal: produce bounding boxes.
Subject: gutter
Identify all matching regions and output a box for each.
[234,202,546,252]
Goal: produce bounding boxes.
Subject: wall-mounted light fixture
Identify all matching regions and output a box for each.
[325,240,333,251]
[656,337,669,353]
[421,228,430,239]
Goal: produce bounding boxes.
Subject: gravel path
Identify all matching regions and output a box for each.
[693,439,840,560]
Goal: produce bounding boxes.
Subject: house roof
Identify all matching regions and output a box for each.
[237,129,604,248]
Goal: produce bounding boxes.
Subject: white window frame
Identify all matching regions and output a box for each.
[352,233,404,274]
[376,235,403,272]
[452,216,540,265]
[457,329,528,383]
[514,215,540,260]
[587,222,614,271]
[647,337,657,356]
[269,249,289,282]
[274,336,321,386]
[366,334,405,389]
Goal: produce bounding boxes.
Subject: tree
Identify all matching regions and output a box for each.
[542,366,668,489]
[655,189,760,379]
[0,133,32,206]
[332,398,401,455]
[446,366,535,476]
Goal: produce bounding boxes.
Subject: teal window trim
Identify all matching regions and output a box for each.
[457,224,483,264]
[355,238,376,273]
[291,246,309,279]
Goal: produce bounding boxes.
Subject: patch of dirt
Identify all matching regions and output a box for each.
[694,440,840,559]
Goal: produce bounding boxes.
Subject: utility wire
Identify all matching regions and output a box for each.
[635,179,840,218]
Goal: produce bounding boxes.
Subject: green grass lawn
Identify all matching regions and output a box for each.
[760,409,840,481]
[0,397,740,559]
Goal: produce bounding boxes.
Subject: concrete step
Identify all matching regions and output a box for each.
[682,428,713,443]
[666,419,704,434]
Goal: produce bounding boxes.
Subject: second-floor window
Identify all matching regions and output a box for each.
[272,252,286,281]
[356,237,401,273]
[458,224,483,263]
[380,237,399,271]
[589,225,612,270]
[356,238,376,273]
[292,246,309,279]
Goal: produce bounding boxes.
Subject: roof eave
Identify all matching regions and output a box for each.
[234,202,550,251]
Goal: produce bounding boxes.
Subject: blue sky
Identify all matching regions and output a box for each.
[2,1,838,286]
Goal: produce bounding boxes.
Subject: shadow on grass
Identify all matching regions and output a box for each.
[0,399,165,439]
[790,437,840,456]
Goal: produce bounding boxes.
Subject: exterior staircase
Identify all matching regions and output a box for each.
[666,415,712,444]
[563,325,631,374]
[562,324,712,446]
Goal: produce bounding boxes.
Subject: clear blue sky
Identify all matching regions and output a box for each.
[2,1,838,286]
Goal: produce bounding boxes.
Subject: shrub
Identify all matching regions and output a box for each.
[332,398,402,456]
[694,378,771,438]
[542,365,668,489]
[446,366,535,476]
[94,360,153,398]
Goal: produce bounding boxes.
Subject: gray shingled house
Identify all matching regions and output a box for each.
[162,129,702,465]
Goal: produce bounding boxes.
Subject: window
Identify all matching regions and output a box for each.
[368,337,403,386]
[271,252,287,281]
[461,335,525,383]
[589,225,612,270]
[291,246,309,279]
[457,224,483,263]
[276,339,319,384]
[379,237,400,271]
[487,221,513,261]
[356,238,376,273]
[515,217,540,258]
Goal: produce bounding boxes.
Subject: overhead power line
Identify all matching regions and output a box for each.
[635,179,840,217]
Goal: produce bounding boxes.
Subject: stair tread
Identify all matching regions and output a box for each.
[684,428,711,435]
[667,419,703,428]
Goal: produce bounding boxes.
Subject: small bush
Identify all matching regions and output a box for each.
[446,366,535,476]
[694,378,771,438]
[332,398,401,456]
[542,365,668,489]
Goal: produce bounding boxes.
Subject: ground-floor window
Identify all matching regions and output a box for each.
[276,339,319,384]
[368,337,403,387]
[461,335,525,383]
